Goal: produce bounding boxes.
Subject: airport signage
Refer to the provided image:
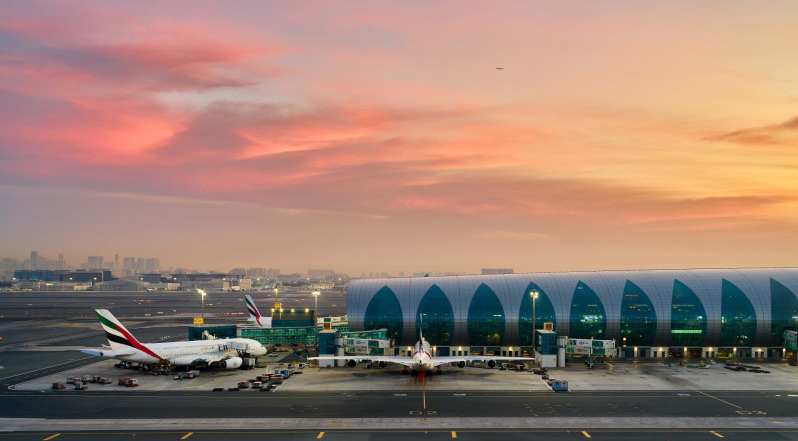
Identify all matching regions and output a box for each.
[274,302,281,309]
[566,338,616,349]
[565,347,616,356]
[784,330,797,350]
[193,317,204,325]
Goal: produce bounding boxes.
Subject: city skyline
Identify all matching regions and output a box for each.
[2,2,798,275]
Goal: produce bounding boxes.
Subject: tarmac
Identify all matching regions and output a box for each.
[12,355,798,393]
[4,416,798,431]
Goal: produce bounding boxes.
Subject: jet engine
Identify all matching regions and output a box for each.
[379,361,387,368]
[487,360,497,368]
[457,361,466,368]
[348,359,357,368]
[221,357,243,369]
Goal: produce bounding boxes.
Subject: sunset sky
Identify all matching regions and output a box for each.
[2,1,798,275]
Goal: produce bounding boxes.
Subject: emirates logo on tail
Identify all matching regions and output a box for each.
[95,309,162,360]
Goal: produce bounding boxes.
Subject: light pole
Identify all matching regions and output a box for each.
[312,291,321,355]
[530,289,539,341]
[199,289,206,324]
[274,288,280,321]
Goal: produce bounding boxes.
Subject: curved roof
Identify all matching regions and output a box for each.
[347,268,798,347]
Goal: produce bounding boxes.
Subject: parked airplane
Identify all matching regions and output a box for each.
[81,309,267,369]
[244,294,271,328]
[307,318,534,372]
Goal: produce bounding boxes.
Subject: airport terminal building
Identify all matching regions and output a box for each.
[346,268,798,359]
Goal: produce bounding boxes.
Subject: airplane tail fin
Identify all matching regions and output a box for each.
[94,309,161,360]
[245,295,263,326]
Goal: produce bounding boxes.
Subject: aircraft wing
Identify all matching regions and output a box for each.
[80,348,135,358]
[307,355,415,368]
[431,356,535,368]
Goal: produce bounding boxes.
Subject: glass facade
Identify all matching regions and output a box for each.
[770,278,798,346]
[467,283,505,345]
[569,282,606,339]
[721,279,756,347]
[364,286,403,343]
[620,280,656,346]
[518,282,556,346]
[348,269,798,350]
[671,280,706,346]
[417,285,454,346]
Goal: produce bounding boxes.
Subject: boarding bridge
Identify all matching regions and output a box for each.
[563,337,617,368]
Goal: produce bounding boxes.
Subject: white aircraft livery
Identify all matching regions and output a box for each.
[81,309,267,369]
[308,320,534,372]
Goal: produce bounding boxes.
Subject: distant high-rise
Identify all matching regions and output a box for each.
[87,256,104,269]
[123,257,135,270]
[136,258,145,271]
[247,268,265,278]
[30,251,38,270]
[145,258,160,272]
[56,253,65,270]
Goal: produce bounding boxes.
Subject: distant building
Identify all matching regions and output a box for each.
[87,256,104,269]
[481,268,514,275]
[308,269,334,279]
[13,270,112,283]
[145,258,160,272]
[30,251,38,270]
[247,268,265,278]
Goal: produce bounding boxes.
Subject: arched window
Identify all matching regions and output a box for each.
[620,280,657,346]
[569,282,606,339]
[771,279,798,346]
[720,279,756,347]
[671,280,706,346]
[417,285,454,346]
[364,286,403,343]
[518,282,556,346]
[467,284,505,345]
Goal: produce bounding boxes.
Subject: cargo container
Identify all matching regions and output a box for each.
[52,382,65,390]
[551,380,569,392]
[119,378,138,387]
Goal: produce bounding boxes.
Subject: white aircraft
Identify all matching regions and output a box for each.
[308,318,535,372]
[80,309,267,369]
[244,294,273,328]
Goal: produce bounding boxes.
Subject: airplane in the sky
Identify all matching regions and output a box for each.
[307,317,534,373]
[80,309,267,369]
[244,294,272,328]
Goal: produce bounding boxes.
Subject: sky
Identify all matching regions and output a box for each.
[1,1,798,275]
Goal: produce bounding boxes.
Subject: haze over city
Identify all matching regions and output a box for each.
[2,1,798,275]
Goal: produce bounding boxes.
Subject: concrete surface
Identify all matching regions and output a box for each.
[11,356,798,393]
